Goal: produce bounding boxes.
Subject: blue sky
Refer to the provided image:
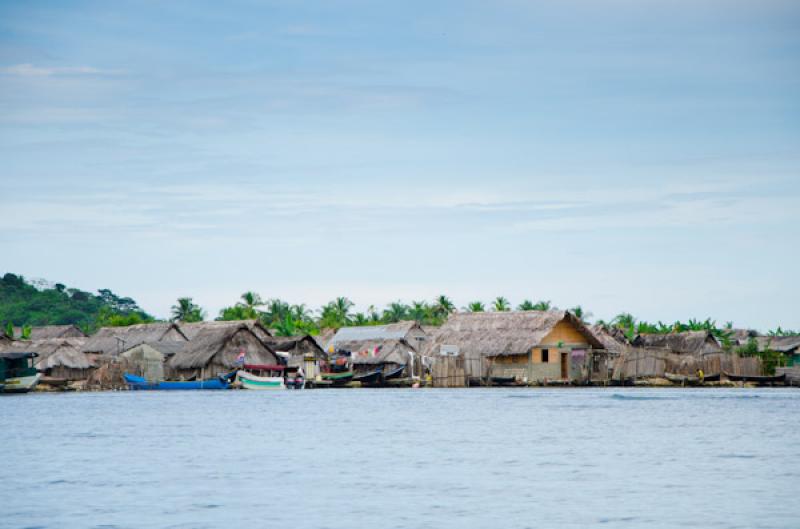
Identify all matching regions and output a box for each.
[1,0,798,330]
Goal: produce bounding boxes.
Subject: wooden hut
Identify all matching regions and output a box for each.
[632,330,723,356]
[168,323,278,380]
[13,324,87,340]
[262,335,327,379]
[424,310,605,384]
[81,323,188,357]
[328,322,429,377]
[179,320,272,342]
[757,336,800,366]
[1,337,92,381]
[120,341,186,381]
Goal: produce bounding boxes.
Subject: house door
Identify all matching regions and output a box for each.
[560,352,569,379]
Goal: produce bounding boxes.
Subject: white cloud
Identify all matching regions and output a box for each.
[0,63,122,77]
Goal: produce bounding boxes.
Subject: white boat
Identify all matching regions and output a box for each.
[3,373,42,393]
[236,366,286,390]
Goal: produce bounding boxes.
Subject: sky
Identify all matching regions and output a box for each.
[0,0,798,330]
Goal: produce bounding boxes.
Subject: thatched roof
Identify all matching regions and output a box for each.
[348,339,415,366]
[313,329,336,351]
[329,321,424,348]
[589,325,631,355]
[179,320,272,341]
[756,336,800,354]
[121,341,186,358]
[168,323,277,370]
[0,338,91,370]
[262,335,326,357]
[632,331,722,355]
[81,323,188,355]
[13,324,87,340]
[423,310,603,358]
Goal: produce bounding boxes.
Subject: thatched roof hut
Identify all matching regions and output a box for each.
[632,331,722,355]
[313,329,335,351]
[1,337,91,380]
[120,342,186,382]
[589,325,631,355]
[348,339,417,372]
[13,324,87,340]
[756,336,800,355]
[179,320,272,342]
[81,323,188,356]
[426,311,603,357]
[263,335,327,378]
[168,323,278,379]
[424,310,604,382]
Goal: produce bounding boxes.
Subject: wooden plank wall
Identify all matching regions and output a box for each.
[432,355,467,387]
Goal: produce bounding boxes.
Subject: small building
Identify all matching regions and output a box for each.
[168,323,279,380]
[632,331,723,356]
[262,335,327,379]
[757,336,800,367]
[14,324,87,340]
[120,342,186,381]
[1,337,91,381]
[179,320,272,342]
[328,322,429,377]
[81,323,189,357]
[424,310,606,384]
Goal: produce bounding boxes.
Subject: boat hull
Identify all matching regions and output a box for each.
[2,373,42,393]
[124,373,230,390]
[724,372,786,384]
[236,371,286,390]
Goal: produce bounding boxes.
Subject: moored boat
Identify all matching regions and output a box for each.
[236,364,286,390]
[724,372,786,384]
[321,371,354,385]
[124,372,233,390]
[665,372,701,385]
[382,364,406,381]
[353,368,383,385]
[0,352,42,393]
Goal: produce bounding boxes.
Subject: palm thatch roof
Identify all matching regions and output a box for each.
[589,325,631,355]
[179,320,272,341]
[13,324,87,340]
[0,338,91,370]
[168,323,277,370]
[756,336,800,354]
[120,341,186,358]
[81,323,188,355]
[347,339,416,366]
[424,310,603,358]
[313,329,336,351]
[262,335,326,358]
[632,331,722,355]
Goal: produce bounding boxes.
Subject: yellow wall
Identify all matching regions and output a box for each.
[532,321,591,364]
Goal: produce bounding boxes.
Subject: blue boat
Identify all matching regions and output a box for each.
[123,372,233,390]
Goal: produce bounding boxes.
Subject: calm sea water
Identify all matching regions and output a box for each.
[1,388,799,529]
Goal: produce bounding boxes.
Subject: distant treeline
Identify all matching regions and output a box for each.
[1,273,798,340]
[0,273,153,334]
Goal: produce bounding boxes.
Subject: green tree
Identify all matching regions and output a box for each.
[433,295,455,318]
[4,322,13,339]
[493,296,510,312]
[382,301,410,323]
[531,300,553,311]
[273,314,298,337]
[466,301,485,313]
[319,297,354,329]
[570,306,592,322]
[518,300,535,311]
[170,297,204,323]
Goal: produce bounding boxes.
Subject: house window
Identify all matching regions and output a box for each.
[541,349,549,363]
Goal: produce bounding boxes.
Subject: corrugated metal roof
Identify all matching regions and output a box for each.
[330,322,418,345]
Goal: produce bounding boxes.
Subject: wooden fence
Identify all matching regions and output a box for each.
[431,354,467,387]
[612,347,761,379]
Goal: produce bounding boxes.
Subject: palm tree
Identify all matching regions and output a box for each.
[319,297,354,329]
[240,291,264,311]
[382,301,409,323]
[409,301,430,322]
[517,299,536,311]
[466,301,485,313]
[367,305,382,324]
[171,297,204,323]
[531,300,552,311]
[570,306,592,322]
[493,296,510,312]
[262,298,290,324]
[433,295,456,318]
[273,314,297,337]
[352,312,369,326]
[612,313,636,330]
[290,304,312,323]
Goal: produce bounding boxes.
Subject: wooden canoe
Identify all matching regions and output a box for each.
[724,372,786,384]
